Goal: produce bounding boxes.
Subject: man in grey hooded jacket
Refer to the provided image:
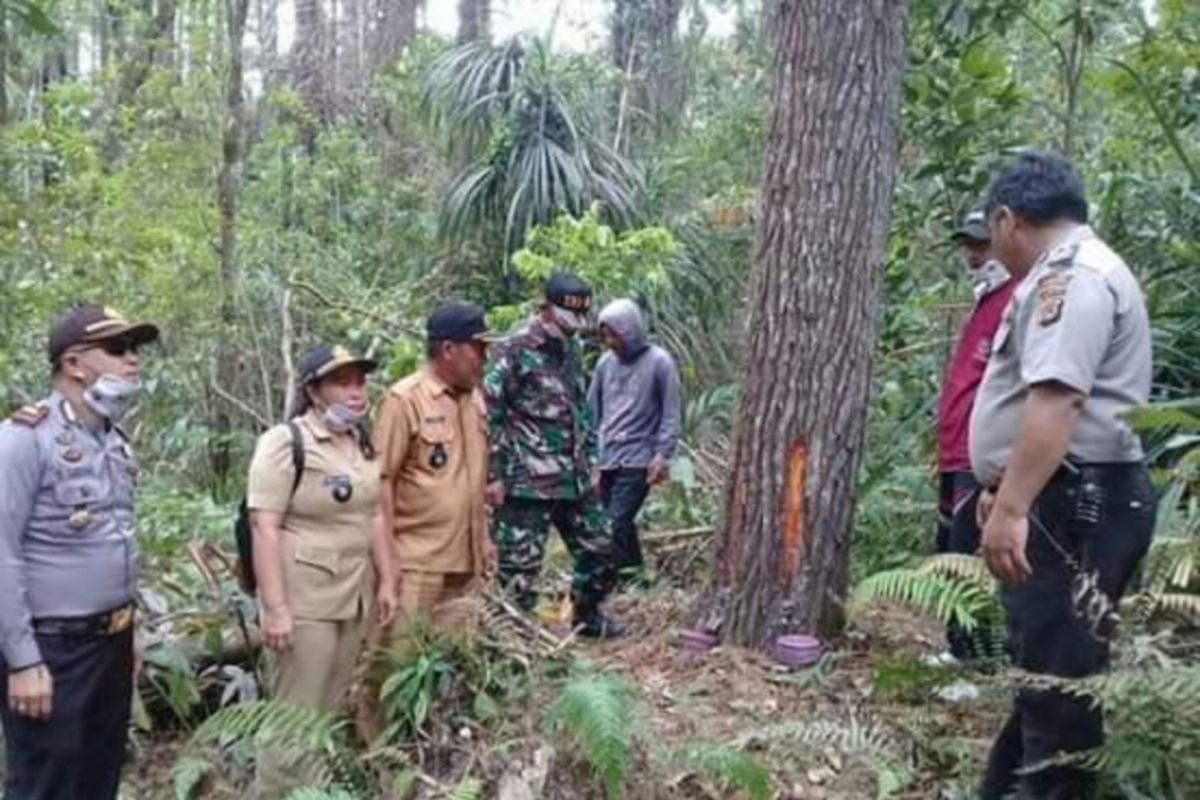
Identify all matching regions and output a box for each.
[589,299,682,580]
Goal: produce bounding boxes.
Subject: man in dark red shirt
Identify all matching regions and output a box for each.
[936,209,1016,657]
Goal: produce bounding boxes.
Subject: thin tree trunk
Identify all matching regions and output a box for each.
[213,0,249,486]
[705,0,907,646]
[456,0,489,44]
[0,0,8,127]
[371,0,418,72]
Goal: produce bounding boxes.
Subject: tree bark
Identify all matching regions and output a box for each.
[456,0,489,44]
[370,0,418,72]
[213,0,249,486]
[706,0,907,647]
[610,0,683,147]
[0,0,8,127]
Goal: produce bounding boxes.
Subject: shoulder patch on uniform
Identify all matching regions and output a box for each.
[1035,273,1072,327]
[1045,241,1079,269]
[9,404,49,427]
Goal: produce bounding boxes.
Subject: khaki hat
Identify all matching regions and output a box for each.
[297,344,378,385]
[48,303,160,363]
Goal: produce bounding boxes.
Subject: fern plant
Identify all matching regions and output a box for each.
[678,742,772,800]
[547,671,634,799]
[850,553,1001,631]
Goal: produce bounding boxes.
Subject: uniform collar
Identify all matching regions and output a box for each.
[972,259,1011,301]
[1037,224,1094,269]
[300,410,334,442]
[421,365,453,398]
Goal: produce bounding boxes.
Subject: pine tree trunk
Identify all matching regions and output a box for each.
[371,0,418,72]
[707,0,907,647]
[610,0,683,148]
[213,0,249,487]
[0,0,8,127]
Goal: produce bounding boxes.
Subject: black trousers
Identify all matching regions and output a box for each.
[938,471,1004,659]
[0,628,133,800]
[600,468,651,578]
[980,462,1155,800]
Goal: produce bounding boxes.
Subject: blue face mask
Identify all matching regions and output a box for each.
[322,403,364,433]
[83,374,142,422]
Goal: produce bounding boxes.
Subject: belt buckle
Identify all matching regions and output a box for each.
[106,605,133,634]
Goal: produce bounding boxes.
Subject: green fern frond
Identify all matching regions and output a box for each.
[1125,591,1200,619]
[172,755,210,800]
[448,776,484,800]
[850,564,998,630]
[679,743,772,800]
[548,672,633,799]
[284,788,360,800]
[191,700,342,752]
[917,553,996,587]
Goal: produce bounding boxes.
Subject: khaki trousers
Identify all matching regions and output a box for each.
[253,615,366,800]
[355,571,477,742]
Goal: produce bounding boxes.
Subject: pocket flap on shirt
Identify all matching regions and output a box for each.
[294,544,339,575]
[418,420,455,443]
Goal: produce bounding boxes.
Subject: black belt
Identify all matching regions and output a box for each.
[32,604,135,637]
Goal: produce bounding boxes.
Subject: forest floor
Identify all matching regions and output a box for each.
[119,571,1013,800]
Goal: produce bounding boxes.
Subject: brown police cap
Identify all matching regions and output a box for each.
[48,303,160,364]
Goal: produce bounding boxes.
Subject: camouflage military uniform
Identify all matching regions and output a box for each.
[485,317,616,612]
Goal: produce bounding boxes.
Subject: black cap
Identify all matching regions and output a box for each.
[544,271,592,312]
[951,209,990,244]
[297,344,378,385]
[426,301,493,343]
[49,303,160,364]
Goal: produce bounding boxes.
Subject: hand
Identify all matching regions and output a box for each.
[485,480,506,508]
[483,539,499,579]
[375,584,397,628]
[261,604,294,652]
[976,487,998,529]
[8,663,53,720]
[980,504,1033,586]
[647,456,668,486]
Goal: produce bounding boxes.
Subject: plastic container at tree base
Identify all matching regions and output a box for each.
[774,634,823,667]
[678,628,720,654]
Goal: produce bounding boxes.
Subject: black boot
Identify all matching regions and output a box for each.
[573,607,627,639]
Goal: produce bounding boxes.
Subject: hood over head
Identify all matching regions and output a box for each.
[597,298,648,361]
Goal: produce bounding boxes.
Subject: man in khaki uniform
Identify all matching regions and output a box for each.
[374,302,496,627]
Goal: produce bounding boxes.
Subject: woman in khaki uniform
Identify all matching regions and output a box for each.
[246,345,396,799]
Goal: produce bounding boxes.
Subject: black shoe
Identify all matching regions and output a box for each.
[574,610,627,639]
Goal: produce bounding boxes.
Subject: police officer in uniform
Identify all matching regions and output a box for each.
[0,303,159,800]
[970,152,1156,799]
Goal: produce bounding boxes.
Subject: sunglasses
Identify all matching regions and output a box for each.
[92,337,140,357]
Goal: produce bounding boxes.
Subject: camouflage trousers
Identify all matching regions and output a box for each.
[491,496,618,613]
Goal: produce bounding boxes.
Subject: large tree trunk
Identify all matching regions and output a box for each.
[456,0,489,44]
[706,0,906,647]
[292,0,326,141]
[213,0,249,487]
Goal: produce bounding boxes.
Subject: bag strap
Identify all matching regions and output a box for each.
[286,420,305,497]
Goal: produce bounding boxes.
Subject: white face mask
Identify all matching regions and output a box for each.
[83,374,142,422]
[322,403,364,433]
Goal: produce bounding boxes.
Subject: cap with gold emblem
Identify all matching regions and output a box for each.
[297,344,378,385]
[48,303,160,364]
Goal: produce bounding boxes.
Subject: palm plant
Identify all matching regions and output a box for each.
[421,37,639,269]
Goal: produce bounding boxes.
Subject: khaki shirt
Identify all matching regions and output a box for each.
[247,413,380,621]
[374,367,489,575]
[970,225,1151,487]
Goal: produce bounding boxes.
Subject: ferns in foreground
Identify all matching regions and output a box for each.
[850,553,1000,630]
[678,742,772,800]
[547,672,633,799]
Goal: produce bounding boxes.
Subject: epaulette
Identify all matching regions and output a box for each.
[1045,241,1079,269]
[10,404,49,427]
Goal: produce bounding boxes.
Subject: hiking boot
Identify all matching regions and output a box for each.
[573,609,627,639]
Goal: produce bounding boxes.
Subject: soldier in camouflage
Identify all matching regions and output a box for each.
[484,272,625,638]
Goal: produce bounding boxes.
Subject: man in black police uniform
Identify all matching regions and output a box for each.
[970,152,1155,799]
[0,303,158,800]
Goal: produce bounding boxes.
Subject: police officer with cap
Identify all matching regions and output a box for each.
[970,152,1155,799]
[0,302,159,800]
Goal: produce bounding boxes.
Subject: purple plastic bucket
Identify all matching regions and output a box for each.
[679,628,720,653]
[774,634,822,667]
